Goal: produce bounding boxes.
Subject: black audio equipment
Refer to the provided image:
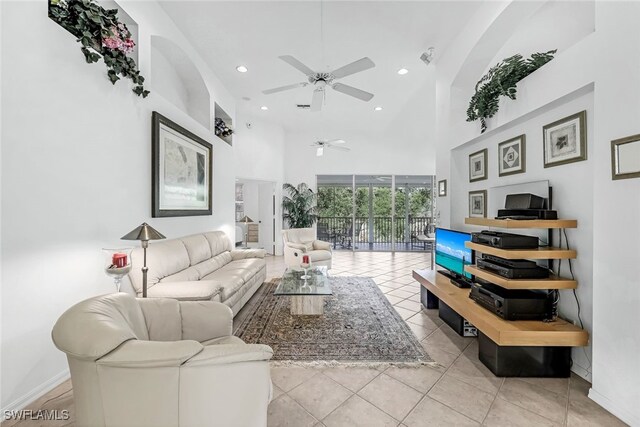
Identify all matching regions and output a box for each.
[471,231,539,249]
[469,282,550,321]
[505,193,546,209]
[476,255,549,279]
[496,209,558,220]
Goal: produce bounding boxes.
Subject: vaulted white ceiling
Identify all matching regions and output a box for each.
[159,1,482,133]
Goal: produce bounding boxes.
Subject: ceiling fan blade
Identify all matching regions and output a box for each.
[329,145,350,152]
[332,83,374,102]
[316,147,324,157]
[331,57,375,79]
[310,89,323,112]
[262,82,307,95]
[279,55,315,76]
[327,139,346,144]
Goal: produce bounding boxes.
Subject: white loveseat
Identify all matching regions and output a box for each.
[129,231,266,315]
[52,293,273,427]
[282,228,332,269]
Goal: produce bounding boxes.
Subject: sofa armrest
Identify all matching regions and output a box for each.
[230,248,267,260]
[285,242,308,252]
[146,281,222,301]
[179,301,233,342]
[184,343,273,367]
[97,340,203,368]
[313,240,332,251]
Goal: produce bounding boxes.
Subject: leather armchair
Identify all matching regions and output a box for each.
[52,293,273,427]
[282,228,332,269]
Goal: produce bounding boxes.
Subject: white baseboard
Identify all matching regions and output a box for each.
[571,363,592,383]
[1,370,70,420]
[588,388,638,427]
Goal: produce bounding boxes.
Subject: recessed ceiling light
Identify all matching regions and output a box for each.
[374,106,383,111]
[260,106,269,111]
[236,65,248,73]
[397,68,409,75]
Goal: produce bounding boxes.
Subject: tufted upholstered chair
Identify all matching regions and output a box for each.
[52,293,273,427]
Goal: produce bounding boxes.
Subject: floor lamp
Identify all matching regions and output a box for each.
[239,215,254,248]
[121,222,166,298]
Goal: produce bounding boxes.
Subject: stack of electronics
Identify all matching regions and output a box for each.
[470,229,552,321]
[496,193,557,220]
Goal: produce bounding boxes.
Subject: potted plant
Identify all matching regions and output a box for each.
[282,183,318,228]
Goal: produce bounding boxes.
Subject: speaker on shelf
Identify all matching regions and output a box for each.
[504,193,546,210]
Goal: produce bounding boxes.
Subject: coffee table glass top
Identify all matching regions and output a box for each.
[274,266,332,296]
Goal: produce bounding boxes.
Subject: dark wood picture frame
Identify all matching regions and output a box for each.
[152,112,213,217]
[543,111,587,168]
[498,135,526,177]
[469,190,487,218]
[438,179,447,197]
[469,148,488,182]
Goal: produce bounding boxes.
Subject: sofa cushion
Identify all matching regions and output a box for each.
[201,335,245,346]
[194,252,233,278]
[162,266,200,284]
[202,259,264,301]
[146,281,222,301]
[180,234,212,265]
[131,239,190,293]
[203,231,233,257]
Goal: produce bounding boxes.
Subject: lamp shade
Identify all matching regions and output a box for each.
[239,216,254,223]
[121,223,166,241]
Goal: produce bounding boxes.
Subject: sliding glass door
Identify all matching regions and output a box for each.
[317,174,434,252]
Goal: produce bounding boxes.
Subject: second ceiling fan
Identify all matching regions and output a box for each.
[262,55,375,112]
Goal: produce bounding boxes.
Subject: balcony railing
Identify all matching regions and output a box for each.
[317,216,433,249]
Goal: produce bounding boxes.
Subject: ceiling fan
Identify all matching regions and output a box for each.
[262,55,375,112]
[312,139,350,156]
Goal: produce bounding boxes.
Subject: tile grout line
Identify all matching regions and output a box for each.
[480,377,506,425]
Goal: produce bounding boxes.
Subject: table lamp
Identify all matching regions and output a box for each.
[239,215,254,248]
[121,222,166,297]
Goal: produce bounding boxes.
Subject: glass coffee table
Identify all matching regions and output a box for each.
[274,266,332,315]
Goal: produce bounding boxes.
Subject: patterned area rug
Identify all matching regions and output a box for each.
[234,276,431,365]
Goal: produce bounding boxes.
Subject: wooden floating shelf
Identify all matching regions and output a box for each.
[464,265,577,290]
[465,218,578,229]
[413,269,588,347]
[465,242,576,260]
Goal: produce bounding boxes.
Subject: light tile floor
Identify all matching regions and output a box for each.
[3,252,626,427]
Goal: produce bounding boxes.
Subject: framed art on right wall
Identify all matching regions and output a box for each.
[543,110,587,168]
[498,135,526,177]
[469,148,488,182]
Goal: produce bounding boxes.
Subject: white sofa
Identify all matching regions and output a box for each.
[129,231,266,315]
[282,228,332,269]
[52,293,273,427]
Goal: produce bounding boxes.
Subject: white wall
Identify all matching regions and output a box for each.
[589,2,640,425]
[0,0,236,412]
[435,1,640,424]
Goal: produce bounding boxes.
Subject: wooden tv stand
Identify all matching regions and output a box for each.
[414,269,589,377]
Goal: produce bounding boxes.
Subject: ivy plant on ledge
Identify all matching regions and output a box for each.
[466,50,556,133]
[49,0,150,97]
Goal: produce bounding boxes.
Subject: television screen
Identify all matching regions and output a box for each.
[435,228,473,279]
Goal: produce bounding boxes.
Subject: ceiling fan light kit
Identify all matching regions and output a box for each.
[311,139,350,157]
[262,55,376,112]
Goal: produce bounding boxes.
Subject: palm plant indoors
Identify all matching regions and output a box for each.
[282,183,318,228]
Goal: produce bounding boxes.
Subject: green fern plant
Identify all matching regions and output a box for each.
[282,183,318,229]
[467,50,556,133]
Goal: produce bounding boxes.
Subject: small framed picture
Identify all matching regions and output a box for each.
[543,111,587,168]
[438,179,447,197]
[469,149,488,182]
[498,135,526,177]
[469,190,487,218]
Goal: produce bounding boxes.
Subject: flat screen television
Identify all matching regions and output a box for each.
[435,228,474,287]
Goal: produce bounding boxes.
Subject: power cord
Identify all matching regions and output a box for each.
[561,228,592,373]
